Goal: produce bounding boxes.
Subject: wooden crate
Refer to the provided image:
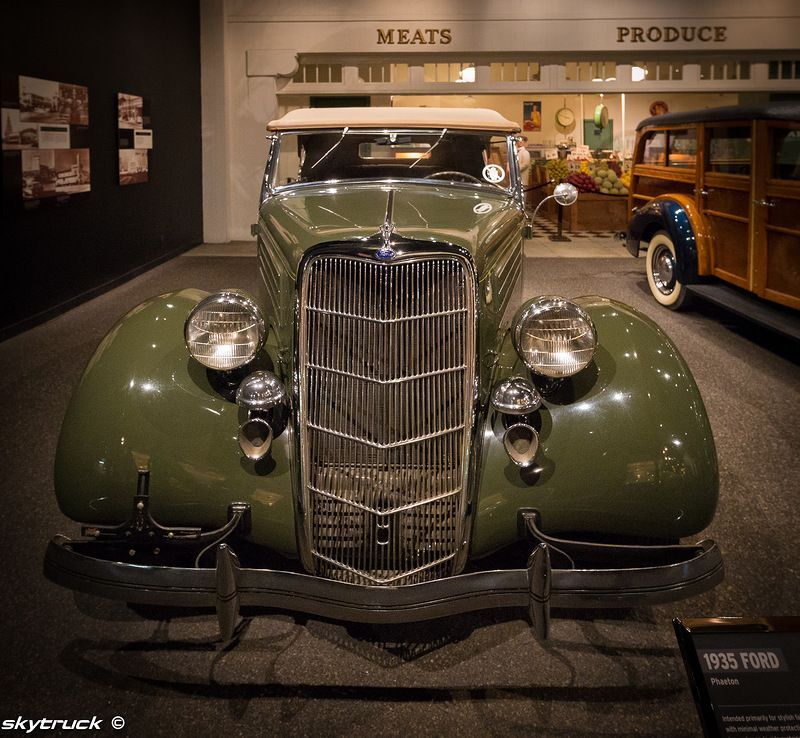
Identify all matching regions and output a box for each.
[544,191,629,232]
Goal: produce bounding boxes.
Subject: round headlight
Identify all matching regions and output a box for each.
[185,291,265,371]
[512,296,596,378]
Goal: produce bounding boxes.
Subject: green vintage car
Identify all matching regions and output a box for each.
[45,107,722,640]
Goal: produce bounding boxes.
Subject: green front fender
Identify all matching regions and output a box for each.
[470,296,719,557]
[56,291,717,565]
[54,289,299,558]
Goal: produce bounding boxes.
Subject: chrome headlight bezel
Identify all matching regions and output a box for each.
[512,296,597,378]
[184,290,266,372]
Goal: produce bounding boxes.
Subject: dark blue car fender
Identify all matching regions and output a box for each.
[626,196,702,285]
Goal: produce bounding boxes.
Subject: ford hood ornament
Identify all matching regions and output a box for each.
[376,190,397,260]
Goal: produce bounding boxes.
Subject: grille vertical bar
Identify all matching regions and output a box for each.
[298,253,476,585]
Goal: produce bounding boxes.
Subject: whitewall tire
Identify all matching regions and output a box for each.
[645,231,688,310]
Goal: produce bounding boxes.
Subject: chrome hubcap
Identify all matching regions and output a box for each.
[651,245,676,294]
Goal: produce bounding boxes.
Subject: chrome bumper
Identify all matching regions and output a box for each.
[44,512,723,641]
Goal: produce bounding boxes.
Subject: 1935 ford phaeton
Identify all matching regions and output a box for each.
[45,108,723,640]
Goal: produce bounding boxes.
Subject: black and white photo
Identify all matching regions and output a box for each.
[119,148,148,185]
[54,149,90,194]
[118,93,143,129]
[20,77,88,126]
[2,108,38,150]
[21,148,56,199]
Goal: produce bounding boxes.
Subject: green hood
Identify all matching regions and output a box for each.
[259,182,523,272]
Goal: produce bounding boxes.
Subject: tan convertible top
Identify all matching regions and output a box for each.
[268,107,520,133]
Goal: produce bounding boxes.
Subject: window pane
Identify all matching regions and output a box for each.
[781,60,792,78]
[490,63,502,82]
[668,129,697,168]
[772,129,800,180]
[565,62,578,81]
[391,64,408,83]
[643,132,666,165]
[529,62,541,81]
[423,64,436,83]
[658,62,670,80]
[769,61,780,79]
[708,127,751,175]
[671,64,683,80]
[700,62,711,80]
[739,62,750,80]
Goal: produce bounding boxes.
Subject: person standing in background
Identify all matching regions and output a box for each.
[515,135,531,182]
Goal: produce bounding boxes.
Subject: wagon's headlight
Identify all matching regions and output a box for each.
[512,296,596,378]
[184,291,265,371]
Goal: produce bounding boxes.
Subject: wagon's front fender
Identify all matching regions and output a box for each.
[54,289,299,558]
[471,296,719,557]
[626,195,713,279]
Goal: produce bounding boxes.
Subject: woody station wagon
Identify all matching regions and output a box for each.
[45,108,723,641]
[626,102,800,325]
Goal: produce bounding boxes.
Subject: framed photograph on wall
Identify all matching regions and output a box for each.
[117,92,152,185]
[3,75,90,203]
[523,101,542,132]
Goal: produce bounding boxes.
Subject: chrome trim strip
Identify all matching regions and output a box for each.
[306,363,466,384]
[310,550,458,586]
[309,484,461,516]
[306,422,465,449]
[303,305,468,323]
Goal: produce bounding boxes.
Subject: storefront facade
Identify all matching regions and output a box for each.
[200,0,800,241]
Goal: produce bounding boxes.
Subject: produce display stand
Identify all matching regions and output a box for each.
[545,191,629,232]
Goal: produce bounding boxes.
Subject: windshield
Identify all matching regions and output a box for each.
[270,129,515,191]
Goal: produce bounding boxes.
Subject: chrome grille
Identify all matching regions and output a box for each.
[298,254,476,585]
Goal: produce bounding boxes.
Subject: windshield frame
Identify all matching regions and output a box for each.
[265,127,521,201]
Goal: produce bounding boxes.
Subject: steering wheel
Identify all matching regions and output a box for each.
[423,171,483,184]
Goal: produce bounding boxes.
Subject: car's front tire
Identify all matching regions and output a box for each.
[646,231,689,310]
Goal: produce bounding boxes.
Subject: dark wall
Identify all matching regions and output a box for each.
[2,1,202,338]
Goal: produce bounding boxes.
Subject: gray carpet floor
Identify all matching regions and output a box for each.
[0,252,797,737]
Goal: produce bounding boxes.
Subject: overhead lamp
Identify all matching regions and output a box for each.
[456,66,475,83]
[632,65,647,82]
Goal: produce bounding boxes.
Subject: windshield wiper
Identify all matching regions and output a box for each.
[310,127,350,170]
[408,128,447,170]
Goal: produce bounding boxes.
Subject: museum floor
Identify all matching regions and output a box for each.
[1,239,797,737]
